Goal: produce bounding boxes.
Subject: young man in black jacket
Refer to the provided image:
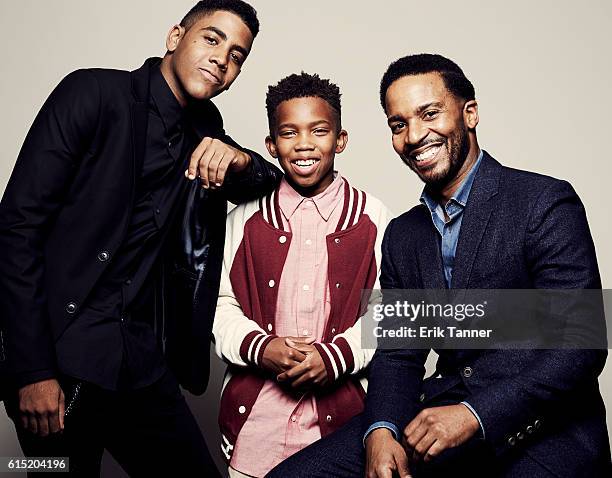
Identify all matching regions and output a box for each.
[0,1,281,475]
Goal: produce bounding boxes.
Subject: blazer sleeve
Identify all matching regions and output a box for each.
[0,70,101,388]
[363,219,430,434]
[466,180,607,454]
[215,130,282,205]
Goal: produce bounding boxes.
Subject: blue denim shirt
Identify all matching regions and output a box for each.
[364,151,485,446]
[419,150,483,287]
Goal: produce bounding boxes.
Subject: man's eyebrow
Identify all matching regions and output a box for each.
[201,26,227,40]
[201,26,249,57]
[387,114,404,124]
[387,101,445,124]
[415,101,444,115]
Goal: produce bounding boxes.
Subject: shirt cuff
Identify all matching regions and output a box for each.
[461,401,485,439]
[363,421,400,448]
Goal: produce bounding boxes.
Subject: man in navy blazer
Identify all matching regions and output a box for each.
[268,54,610,477]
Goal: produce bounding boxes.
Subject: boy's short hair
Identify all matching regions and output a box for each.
[379,53,475,112]
[266,72,342,136]
[180,0,260,38]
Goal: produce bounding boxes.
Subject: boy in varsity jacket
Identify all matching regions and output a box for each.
[213,72,391,477]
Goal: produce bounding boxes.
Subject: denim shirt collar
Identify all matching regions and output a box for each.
[420,149,483,219]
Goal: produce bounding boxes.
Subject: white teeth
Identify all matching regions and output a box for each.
[414,145,441,161]
[295,159,316,167]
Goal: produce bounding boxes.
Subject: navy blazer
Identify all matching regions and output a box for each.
[365,152,610,475]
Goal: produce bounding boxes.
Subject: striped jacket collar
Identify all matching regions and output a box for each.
[259,176,366,233]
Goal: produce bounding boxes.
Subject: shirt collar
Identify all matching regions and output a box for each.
[149,65,185,136]
[420,149,483,213]
[279,172,344,222]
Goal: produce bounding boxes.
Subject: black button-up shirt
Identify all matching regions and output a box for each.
[56,66,200,390]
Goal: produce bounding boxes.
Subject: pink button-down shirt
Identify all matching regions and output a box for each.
[230,174,345,477]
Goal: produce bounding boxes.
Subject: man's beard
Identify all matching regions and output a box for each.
[407,126,470,191]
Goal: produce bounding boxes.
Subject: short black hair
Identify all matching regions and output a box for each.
[180,0,259,38]
[379,54,475,111]
[266,72,342,136]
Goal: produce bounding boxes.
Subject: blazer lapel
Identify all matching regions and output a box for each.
[130,58,156,179]
[415,206,447,289]
[451,152,501,289]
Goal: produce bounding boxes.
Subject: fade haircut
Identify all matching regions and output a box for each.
[180,0,259,38]
[379,54,475,112]
[266,72,342,137]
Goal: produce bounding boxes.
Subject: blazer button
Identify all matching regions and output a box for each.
[66,302,77,314]
[507,436,517,447]
[462,366,473,378]
[238,406,246,414]
[419,393,425,402]
[268,279,275,288]
[526,425,534,434]
[97,251,110,262]
[516,432,525,441]
[326,415,332,422]
[267,323,273,332]
[279,235,287,244]
[534,419,542,430]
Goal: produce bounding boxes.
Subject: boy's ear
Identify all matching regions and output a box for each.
[265,136,278,158]
[335,129,348,154]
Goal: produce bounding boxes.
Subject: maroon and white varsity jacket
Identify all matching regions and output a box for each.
[213,179,391,461]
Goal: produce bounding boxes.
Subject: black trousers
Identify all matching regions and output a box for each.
[5,370,220,477]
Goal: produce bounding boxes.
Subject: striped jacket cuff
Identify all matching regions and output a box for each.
[314,337,355,382]
[239,331,277,367]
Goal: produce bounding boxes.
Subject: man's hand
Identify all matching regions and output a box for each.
[261,337,308,376]
[276,338,328,390]
[365,428,412,478]
[403,404,480,463]
[18,379,65,437]
[185,137,251,189]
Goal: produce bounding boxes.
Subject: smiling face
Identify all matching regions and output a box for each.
[160,10,254,105]
[385,72,479,193]
[266,97,348,197]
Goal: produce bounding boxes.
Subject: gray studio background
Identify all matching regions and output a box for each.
[1,0,611,475]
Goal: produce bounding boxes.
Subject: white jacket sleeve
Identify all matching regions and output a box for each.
[213,202,275,368]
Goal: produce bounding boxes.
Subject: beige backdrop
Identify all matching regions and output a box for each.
[1,0,610,475]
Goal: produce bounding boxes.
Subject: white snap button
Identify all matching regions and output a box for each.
[279,236,287,244]
[334,238,340,244]
[291,416,297,422]
[335,283,341,289]
[305,239,312,245]
[238,406,246,414]
[267,323,273,332]
[326,415,332,422]
[268,279,275,287]
[331,328,336,334]
[302,329,309,336]
[303,284,310,291]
